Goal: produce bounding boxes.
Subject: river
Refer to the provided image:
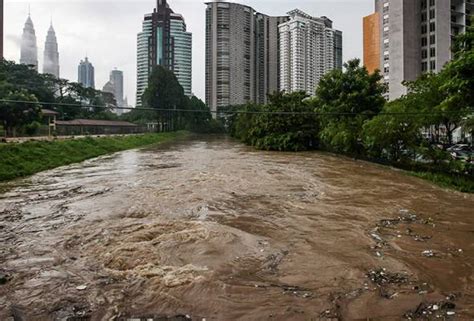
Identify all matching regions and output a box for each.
[0,136,473,320]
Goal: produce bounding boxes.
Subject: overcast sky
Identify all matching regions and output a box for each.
[4,0,374,106]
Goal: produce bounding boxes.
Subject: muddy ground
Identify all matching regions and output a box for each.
[0,137,473,320]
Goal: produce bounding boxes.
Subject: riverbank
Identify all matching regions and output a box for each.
[408,170,474,193]
[0,131,189,182]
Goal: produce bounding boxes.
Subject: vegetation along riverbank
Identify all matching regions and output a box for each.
[227,27,473,193]
[0,131,189,182]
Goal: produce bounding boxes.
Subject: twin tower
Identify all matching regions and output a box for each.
[20,13,60,78]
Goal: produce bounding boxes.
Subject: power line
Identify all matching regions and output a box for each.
[0,99,472,116]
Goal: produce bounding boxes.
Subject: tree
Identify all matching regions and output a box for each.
[142,65,186,131]
[439,22,474,139]
[0,90,41,137]
[316,59,386,154]
[183,96,215,132]
[0,60,55,103]
[363,98,422,161]
[230,91,319,151]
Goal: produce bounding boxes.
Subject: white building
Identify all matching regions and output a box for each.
[279,10,342,95]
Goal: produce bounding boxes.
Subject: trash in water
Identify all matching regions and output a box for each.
[421,250,436,257]
[370,232,384,243]
[367,268,409,286]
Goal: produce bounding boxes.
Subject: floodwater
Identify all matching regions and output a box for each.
[0,136,473,321]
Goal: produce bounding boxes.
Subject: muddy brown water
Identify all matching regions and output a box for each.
[0,136,473,321]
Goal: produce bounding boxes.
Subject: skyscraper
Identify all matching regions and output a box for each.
[363,0,473,100]
[20,13,38,70]
[136,0,192,107]
[43,22,60,78]
[279,10,343,95]
[170,13,192,98]
[205,1,288,114]
[110,69,124,107]
[78,57,95,89]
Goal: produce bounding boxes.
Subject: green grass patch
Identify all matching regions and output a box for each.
[0,131,189,182]
[409,171,474,193]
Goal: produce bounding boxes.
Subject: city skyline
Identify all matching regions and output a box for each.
[3,0,373,106]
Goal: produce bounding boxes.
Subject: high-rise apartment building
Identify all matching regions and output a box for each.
[78,57,95,89]
[20,13,38,70]
[279,10,343,95]
[43,23,60,78]
[136,0,192,107]
[364,0,473,100]
[205,1,288,114]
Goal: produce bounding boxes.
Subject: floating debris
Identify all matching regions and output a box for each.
[404,301,457,320]
[76,285,87,290]
[421,250,436,258]
[367,268,409,286]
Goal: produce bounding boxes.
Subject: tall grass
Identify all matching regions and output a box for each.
[0,132,189,182]
[409,171,474,193]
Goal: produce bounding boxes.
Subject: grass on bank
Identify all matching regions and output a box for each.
[0,131,189,182]
[409,171,474,193]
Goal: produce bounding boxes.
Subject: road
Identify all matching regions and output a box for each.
[0,136,473,320]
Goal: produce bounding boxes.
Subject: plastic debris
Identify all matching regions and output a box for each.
[76,285,87,290]
[422,250,436,257]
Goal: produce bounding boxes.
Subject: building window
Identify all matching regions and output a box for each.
[422,62,428,72]
[422,24,428,34]
[429,0,435,6]
[430,47,436,57]
[422,49,428,59]
[421,0,427,9]
[430,22,435,32]
[429,9,435,20]
[421,13,427,22]
[430,60,436,70]
[422,37,428,46]
[430,34,436,44]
